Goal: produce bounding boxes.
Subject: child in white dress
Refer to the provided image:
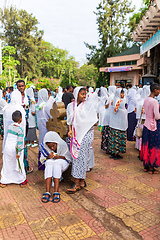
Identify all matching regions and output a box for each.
[0,110,27,187]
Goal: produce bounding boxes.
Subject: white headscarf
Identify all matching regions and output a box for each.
[109,88,128,131]
[47,96,55,109]
[55,86,63,102]
[99,87,108,126]
[67,86,98,159]
[0,89,7,114]
[108,86,116,97]
[3,90,26,145]
[136,85,150,119]
[26,88,35,103]
[42,131,72,162]
[127,88,138,113]
[37,88,48,109]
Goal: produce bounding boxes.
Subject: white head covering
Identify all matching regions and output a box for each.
[37,88,48,109]
[0,89,7,114]
[136,85,150,119]
[55,86,63,102]
[26,88,35,103]
[47,96,55,109]
[42,131,72,162]
[88,87,93,93]
[127,88,138,113]
[98,87,108,126]
[109,88,128,131]
[95,88,99,94]
[108,86,116,97]
[67,86,98,159]
[3,90,26,145]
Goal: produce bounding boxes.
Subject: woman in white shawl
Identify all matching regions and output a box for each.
[55,86,63,103]
[127,88,138,141]
[40,131,72,203]
[98,87,109,151]
[135,85,150,154]
[36,88,49,170]
[67,86,98,193]
[0,89,7,139]
[26,88,37,147]
[109,88,128,160]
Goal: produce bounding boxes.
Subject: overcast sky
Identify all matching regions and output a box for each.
[1,0,143,66]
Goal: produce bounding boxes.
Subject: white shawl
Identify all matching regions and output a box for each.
[98,87,108,126]
[136,85,150,120]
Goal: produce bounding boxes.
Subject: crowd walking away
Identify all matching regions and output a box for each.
[0,82,160,203]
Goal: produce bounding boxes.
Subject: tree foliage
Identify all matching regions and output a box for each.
[85,0,134,86]
[129,0,150,32]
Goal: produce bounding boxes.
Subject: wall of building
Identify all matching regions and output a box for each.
[110,70,140,86]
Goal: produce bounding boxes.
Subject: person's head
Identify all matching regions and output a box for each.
[16,80,26,95]
[66,85,73,92]
[77,87,86,104]
[139,83,142,88]
[12,110,22,124]
[9,86,13,92]
[120,89,124,99]
[3,89,6,97]
[46,142,57,151]
[47,89,51,97]
[56,88,58,93]
[150,82,160,96]
[63,87,67,93]
[6,87,10,93]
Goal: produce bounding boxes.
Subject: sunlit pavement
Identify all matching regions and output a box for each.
[0,127,160,240]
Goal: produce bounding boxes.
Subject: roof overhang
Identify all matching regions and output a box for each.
[132,0,160,43]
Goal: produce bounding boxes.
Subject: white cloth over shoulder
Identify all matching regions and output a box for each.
[26,88,36,128]
[3,90,26,146]
[98,87,108,126]
[127,88,138,113]
[136,85,150,120]
[109,88,128,131]
[0,89,7,114]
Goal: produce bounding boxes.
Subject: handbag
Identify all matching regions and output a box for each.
[135,110,143,138]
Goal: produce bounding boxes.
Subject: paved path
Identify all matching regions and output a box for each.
[0,128,160,240]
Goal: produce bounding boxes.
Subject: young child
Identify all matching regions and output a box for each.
[0,110,27,187]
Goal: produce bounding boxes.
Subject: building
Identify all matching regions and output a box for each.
[132,0,160,83]
[100,46,142,87]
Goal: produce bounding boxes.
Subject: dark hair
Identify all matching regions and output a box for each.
[66,85,72,91]
[79,87,86,92]
[47,89,51,94]
[12,110,22,123]
[3,89,6,94]
[9,86,13,92]
[16,80,25,86]
[6,87,9,91]
[121,89,124,94]
[63,87,66,92]
[150,82,160,92]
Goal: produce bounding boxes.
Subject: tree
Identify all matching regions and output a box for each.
[129,0,150,32]
[85,0,134,86]
[75,64,98,87]
[2,45,20,86]
[0,6,43,79]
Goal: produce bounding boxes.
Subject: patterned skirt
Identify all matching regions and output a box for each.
[141,121,160,168]
[101,125,110,153]
[109,127,127,155]
[0,114,4,136]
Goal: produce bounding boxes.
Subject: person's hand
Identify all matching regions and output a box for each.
[48,152,55,159]
[31,111,35,116]
[16,154,20,159]
[68,130,73,138]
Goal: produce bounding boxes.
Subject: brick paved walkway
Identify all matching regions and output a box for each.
[0,127,160,240]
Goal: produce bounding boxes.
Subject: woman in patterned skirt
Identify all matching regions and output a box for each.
[67,87,98,193]
[109,88,128,160]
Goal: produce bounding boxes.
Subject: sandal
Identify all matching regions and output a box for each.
[0,183,6,188]
[27,167,33,174]
[51,192,61,203]
[144,166,149,172]
[67,183,81,194]
[80,180,87,188]
[109,154,115,159]
[148,168,159,174]
[114,155,123,160]
[20,179,28,188]
[41,192,51,203]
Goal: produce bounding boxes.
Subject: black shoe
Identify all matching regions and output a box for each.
[109,154,115,159]
[114,155,123,160]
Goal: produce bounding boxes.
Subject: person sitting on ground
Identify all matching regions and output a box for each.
[0,110,27,188]
[40,131,72,203]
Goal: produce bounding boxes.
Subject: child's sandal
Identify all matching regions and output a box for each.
[67,183,81,194]
[51,193,61,203]
[0,183,6,188]
[41,192,51,203]
[20,179,28,188]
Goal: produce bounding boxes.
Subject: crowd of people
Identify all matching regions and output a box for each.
[0,80,160,203]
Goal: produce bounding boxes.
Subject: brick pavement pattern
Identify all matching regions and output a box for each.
[0,127,160,240]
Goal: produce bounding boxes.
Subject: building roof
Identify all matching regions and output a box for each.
[114,46,140,57]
